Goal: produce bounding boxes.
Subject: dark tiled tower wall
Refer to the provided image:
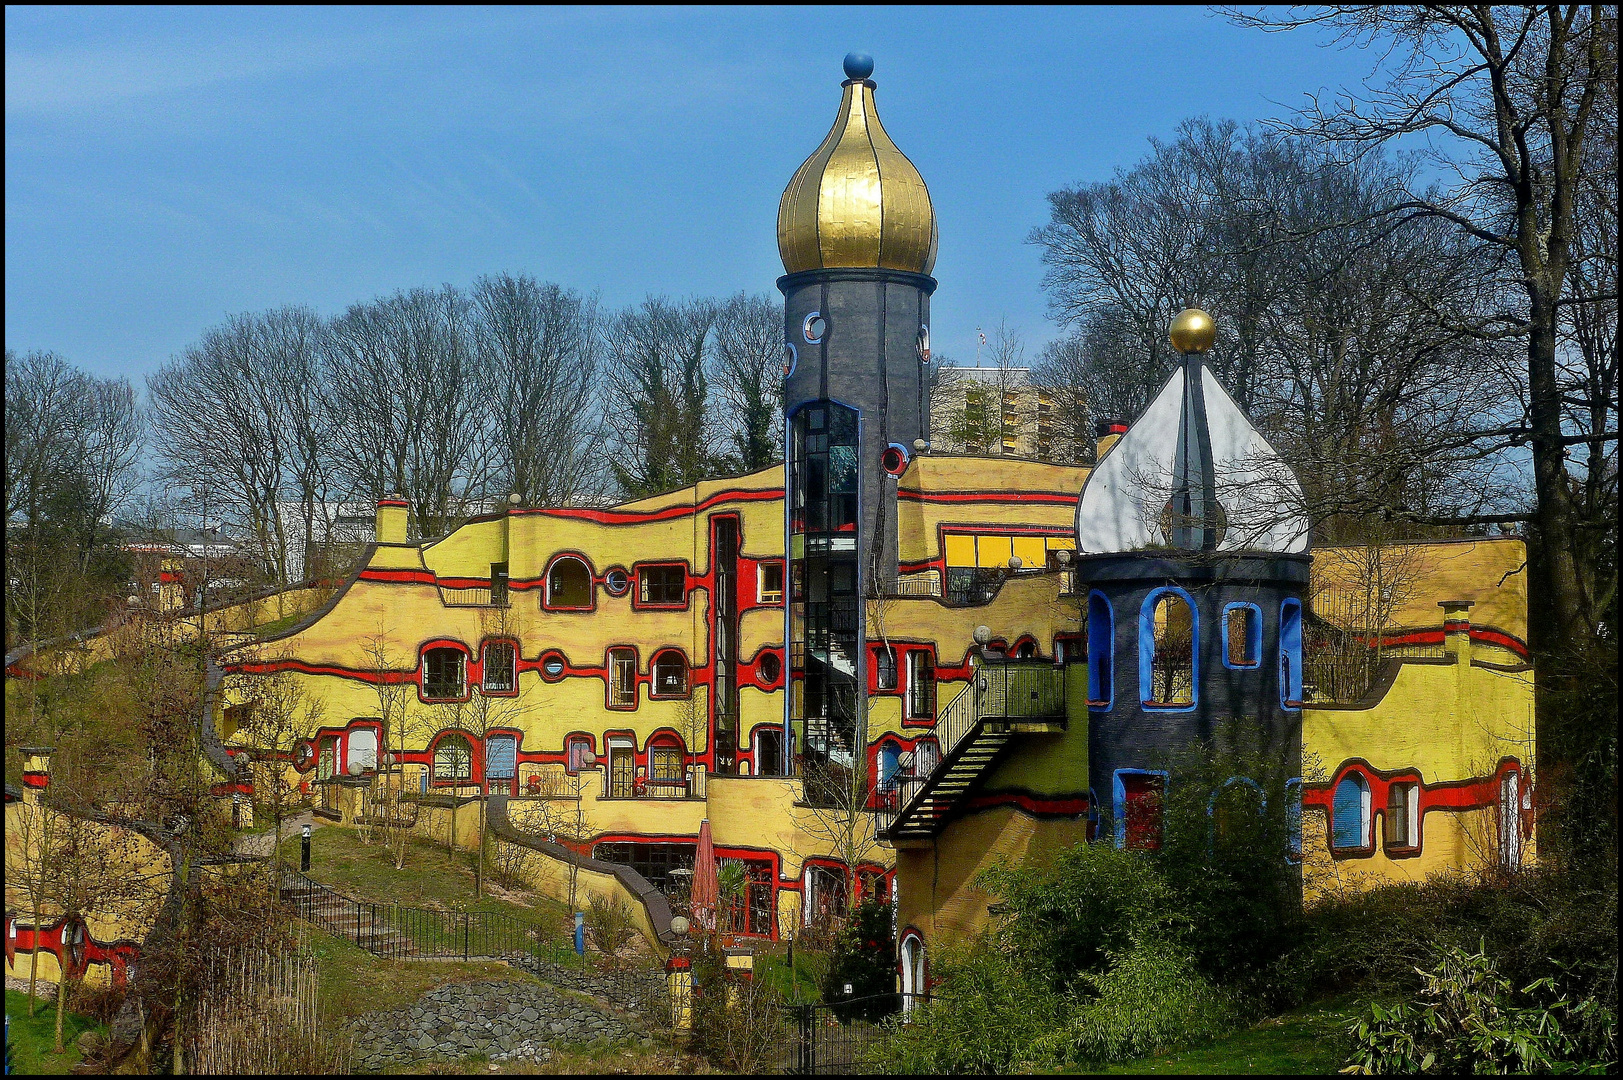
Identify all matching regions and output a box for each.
[1078,552,1311,810]
[779,266,937,589]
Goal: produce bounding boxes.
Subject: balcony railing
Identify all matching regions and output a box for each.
[437,585,508,608]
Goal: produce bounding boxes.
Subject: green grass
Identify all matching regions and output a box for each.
[301,924,538,1021]
[1063,1000,1362,1075]
[754,945,827,1004]
[279,826,570,939]
[4,989,106,1075]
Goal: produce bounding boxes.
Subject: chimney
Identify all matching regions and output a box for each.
[1094,419,1129,461]
[20,746,53,804]
[375,495,409,545]
[1439,600,1474,666]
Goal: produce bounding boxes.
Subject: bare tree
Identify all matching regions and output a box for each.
[148,308,329,587]
[602,296,719,497]
[1228,4,1618,647]
[357,628,423,872]
[1030,118,1516,545]
[324,286,495,537]
[472,273,608,506]
[709,292,786,472]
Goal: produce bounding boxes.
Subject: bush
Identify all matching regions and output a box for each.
[1345,942,1616,1074]
[1036,940,1238,1064]
[978,838,1176,991]
[869,938,1061,1075]
[821,898,897,1021]
[689,934,784,1072]
[584,893,636,963]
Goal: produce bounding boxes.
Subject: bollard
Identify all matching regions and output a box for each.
[300,822,312,872]
[574,911,586,957]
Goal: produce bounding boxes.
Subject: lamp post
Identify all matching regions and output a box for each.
[667,915,692,1030]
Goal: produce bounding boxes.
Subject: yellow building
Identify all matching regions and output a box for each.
[195,54,1531,988]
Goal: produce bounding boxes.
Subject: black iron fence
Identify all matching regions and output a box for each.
[781,993,936,1074]
[279,869,544,961]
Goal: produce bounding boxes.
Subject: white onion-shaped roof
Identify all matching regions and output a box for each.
[1076,364,1309,555]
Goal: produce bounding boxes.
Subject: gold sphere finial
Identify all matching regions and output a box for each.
[1169,308,1216,354]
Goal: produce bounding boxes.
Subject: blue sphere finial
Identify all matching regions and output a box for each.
[843,53,874,81]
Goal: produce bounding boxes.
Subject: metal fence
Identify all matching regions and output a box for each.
[781,993,935,1074]
[980,662,1066,719]
[279,869,544,960]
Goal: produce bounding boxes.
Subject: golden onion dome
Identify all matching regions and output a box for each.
[777,54,937,277]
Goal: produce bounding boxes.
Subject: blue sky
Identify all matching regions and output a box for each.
[5,6,1383,382]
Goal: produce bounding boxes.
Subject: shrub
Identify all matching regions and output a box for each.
[584,893,636,963]
[1345,942,1617,1074]
[977,839,1176,991]
[1036,940,1238,1064]
[821,898,897,1021]
[688,934,784,1072]
[869,938,1061,1075]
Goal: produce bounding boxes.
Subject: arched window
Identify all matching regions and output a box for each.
[546,557,593,609]
[1279,598,1304,708]
[1331,772,1371,851]
[878,741,902,792]
[1087,592,1113,706]
[647,735,686,797]
[650,650,689,698]
[1208,776,1265,851]
[900,933,927,1010]
[433,733,473,782]
[422,647,466,700]
[347,726,378,772]
[1141,589,1196,708]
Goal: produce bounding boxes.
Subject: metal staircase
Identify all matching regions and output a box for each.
[877,662,1067,846]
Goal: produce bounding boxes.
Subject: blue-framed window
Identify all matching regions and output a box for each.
[1221,602,1263,669]
[1285,778,1303,862]
[1087,592,1113,708]
[1332,772,1371,851]
[1140,587,1197,710]
[1279,598,1303,708]
[1113,769,1168,850]
[1207,776,1266,852]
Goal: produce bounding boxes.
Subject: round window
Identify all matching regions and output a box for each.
[758,652,782,684]
[803,312,827,344]
[881,445,908,477]
[782,342,798,377]
[540,654,566,681]
[603,568,630,596]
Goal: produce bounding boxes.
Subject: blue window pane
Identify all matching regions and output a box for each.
[1280,599,1304,707]
[1087,593,1113,706]
[486,734,517,780]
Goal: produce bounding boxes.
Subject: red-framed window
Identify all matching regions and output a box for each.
[481,639,518,694]
[650,649,690,698]
[421,645,469,701]
[544,555,594,611]
[607,647,638,709]
[635,562,688,608]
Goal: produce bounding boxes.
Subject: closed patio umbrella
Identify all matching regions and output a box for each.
[691,818,718,931]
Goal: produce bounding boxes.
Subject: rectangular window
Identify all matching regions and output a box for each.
[609,648,637,708]
[1224,604,1261,668]
[755,727,785,777]
[566,736,593,774]
[650,745,684,781]
[423,649,465,699]
[875,646,898,691]
[906,651,936,719]
[483,642,515,692]
[490,561,509,606]
[758,561,785,604]
[1117,771,1165,851]
[485,733,517,781]
[1384,782,1419,850]
[608,741,635,798]
[639,564,686,606]
[594,841,696,894]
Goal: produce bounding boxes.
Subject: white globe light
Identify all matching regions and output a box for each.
[972,625,993,646]
[347,760,365,777]
[670,916,690,936]
[579,751,597,767]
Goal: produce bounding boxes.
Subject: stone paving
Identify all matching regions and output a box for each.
[344,978,645,1071]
